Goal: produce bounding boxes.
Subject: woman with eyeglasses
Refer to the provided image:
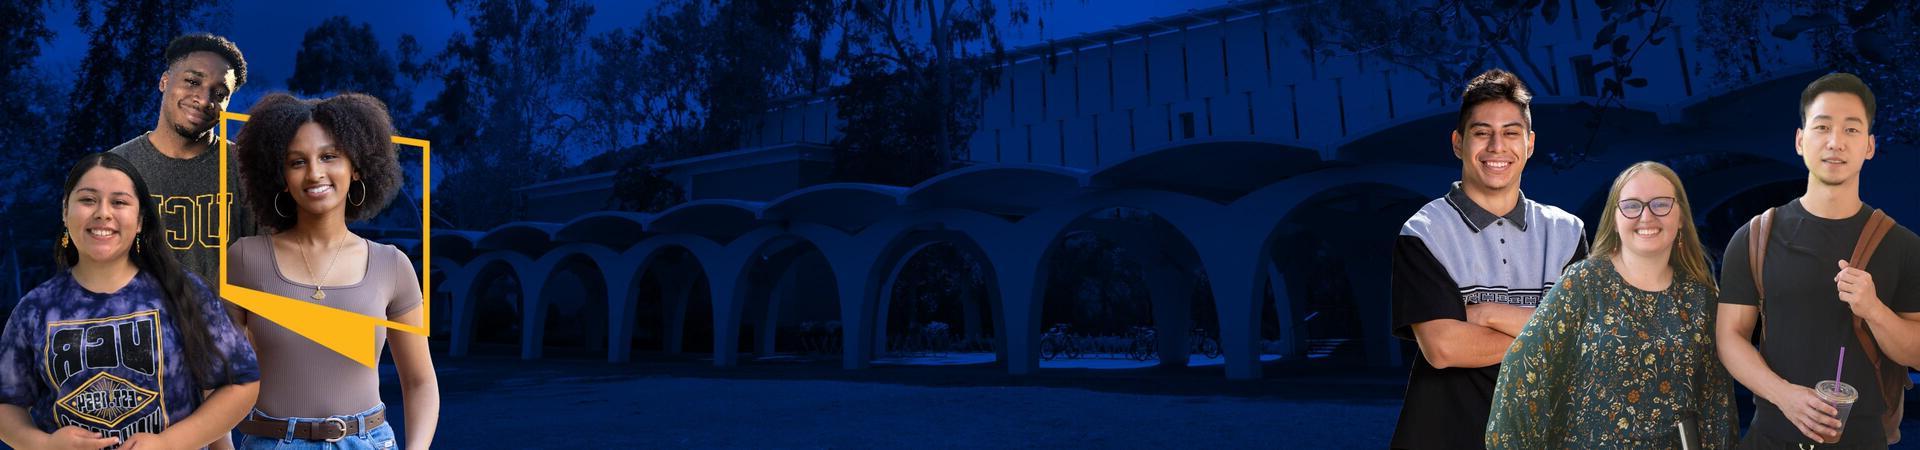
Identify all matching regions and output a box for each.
[1485,161,1736,448]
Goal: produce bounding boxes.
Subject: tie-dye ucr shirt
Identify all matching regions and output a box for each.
[0,271,258,445]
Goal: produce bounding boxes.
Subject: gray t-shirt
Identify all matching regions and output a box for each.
[108,132,255,293]
[226,235,422,417]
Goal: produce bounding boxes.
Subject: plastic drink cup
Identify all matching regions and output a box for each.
[1815,380,1858,444]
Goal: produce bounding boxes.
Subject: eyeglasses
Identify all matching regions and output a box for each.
[1617,197,1677,220]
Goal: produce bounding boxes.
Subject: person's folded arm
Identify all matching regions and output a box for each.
[1469,302,1536,337]
[1410,319,1516,369]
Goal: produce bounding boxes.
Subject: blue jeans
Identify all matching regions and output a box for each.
[237,404,397,450]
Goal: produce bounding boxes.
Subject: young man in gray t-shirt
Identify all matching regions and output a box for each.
[107,33,254,291]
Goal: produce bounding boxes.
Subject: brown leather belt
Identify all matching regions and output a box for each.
[236,407,386,442]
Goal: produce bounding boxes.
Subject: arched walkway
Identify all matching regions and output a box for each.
[733,238,844,361]
[449,253,536,357]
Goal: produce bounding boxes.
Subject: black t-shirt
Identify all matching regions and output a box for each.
[107,133,254,294]
[1719,199,1920,446]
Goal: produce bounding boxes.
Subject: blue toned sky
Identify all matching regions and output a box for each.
[32,0,1237,167]
[36,0,1232,110]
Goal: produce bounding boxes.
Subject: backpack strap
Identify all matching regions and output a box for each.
[1844,210,1904,443]
[1851,209,1894,269]
[1747,208,1775,348]
[1852,209,1894,371]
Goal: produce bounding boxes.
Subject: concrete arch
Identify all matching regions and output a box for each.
[1262,181,1434,368]
[647,199,766,240]
[532,243,628,280]
[430,257,465,274]
[864,231,1007,368]
[1685,161,1808,217]
[725,222,859,261]
[713,225,856,366]
[1011,189,1228,372]
[855,208,1020,254]
[519,243,630,359]
[426,258,464,339]
[1691,163,1811,264]
[1016,189,1227,250]
[905,164,1090,215]
[623,233,728,268]
[555,211,653,248]
[1190,165,1456,375]
[1039,225,1203,367]
[762,183,907,232]
[607,234,726,362]
[1671,65,1827,120]
[1230,164,1456,232]
[447,251,538,357]
[1088,137,1329,200]
[742,243,834,358]
[430,230,483,263]
[871,239,950,363]
[844,208,1020,370]
[856,188,1230,375]
[476,222,562,253]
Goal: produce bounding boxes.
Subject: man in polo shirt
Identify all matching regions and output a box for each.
[1389,69,1588,450]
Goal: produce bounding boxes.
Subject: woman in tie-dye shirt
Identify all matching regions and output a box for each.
[0,153,260,449]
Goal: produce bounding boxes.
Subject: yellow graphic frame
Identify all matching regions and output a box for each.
[216,111,431,368]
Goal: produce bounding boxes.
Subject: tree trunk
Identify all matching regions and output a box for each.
[934,1,954,171]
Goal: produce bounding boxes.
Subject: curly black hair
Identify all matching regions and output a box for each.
[165,33,247,88]
[235,92,403,232]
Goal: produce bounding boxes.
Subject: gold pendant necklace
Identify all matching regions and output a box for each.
[299,235,347,301]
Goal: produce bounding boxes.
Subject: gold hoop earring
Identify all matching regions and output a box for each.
[348,179,367,207]
[274,191,291,218]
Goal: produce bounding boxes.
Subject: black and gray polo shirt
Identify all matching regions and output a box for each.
[1389,181,1587,450]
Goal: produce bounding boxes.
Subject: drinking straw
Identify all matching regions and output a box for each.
[1835,347,1846,383]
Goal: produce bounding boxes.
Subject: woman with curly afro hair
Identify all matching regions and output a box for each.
[226,92,437,450]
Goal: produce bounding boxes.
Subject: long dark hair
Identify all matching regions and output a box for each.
[58,153,229,388]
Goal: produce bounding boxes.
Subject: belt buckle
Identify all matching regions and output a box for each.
[323,417,350,443]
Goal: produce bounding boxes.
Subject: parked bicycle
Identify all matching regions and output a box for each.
[1127,326,1158,361]
[1190,327,1222,359]
[1040,323,1082,360]
[888,322,954,356]
[792,321,843,355]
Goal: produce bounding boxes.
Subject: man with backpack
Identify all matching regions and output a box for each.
[1717,72,1920,449]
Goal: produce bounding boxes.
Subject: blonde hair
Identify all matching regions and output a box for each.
[1590,161,1718,293]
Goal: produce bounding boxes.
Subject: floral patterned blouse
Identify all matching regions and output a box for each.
[1486,258,1736,449]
